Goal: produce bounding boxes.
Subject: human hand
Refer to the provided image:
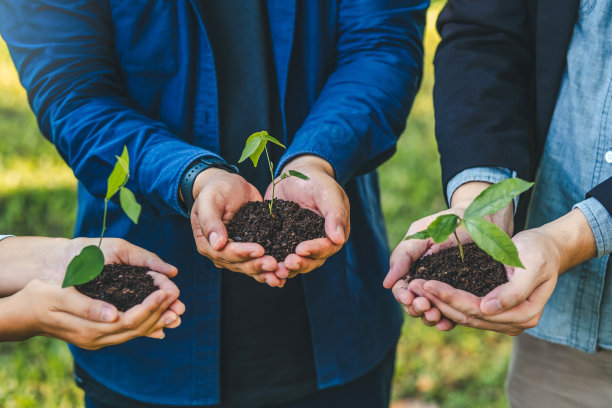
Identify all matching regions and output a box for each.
[265,155,350,282]
[410,209,596,335]
[189,168,281,286]
[4,274,182,349]
[383,181,513,330]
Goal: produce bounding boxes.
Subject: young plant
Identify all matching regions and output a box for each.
[62,146,142,287]
[238,130,309,215]
[405,178,533,268]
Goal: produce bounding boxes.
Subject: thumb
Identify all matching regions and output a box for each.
[60,288,119,323]
[317,190,349,246]
[192,196,229,251]
[480,266,533,315]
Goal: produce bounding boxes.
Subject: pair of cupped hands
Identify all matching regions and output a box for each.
[383,181,594,336]
[189,154,351,287]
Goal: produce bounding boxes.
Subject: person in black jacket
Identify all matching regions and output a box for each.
[384,1,612,406]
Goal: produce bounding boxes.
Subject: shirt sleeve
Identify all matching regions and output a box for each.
[277,0,429,185]
[574,197,612,257]
[446,166,518,209]
[0,235,14,242]
[0,0,221,217]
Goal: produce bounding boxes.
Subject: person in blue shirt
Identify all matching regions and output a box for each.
[0,235,183,348]
[384,0,612,406]
[0,1,427,407]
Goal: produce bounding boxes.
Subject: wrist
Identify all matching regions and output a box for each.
[282,155,334,178]
[192,167,233,199]
[179,158,238,214]
[450,181,493,209]
[538,209,597,273]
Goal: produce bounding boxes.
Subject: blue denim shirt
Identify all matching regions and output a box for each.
[448,0,612,353]
[0,0,427,404]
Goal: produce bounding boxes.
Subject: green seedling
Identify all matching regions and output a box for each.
[62,146,142,287]
[405,178,533,268]
[239,131,309,215]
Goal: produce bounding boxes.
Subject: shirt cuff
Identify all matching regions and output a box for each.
[574,197,612,257]
[446,166,518,209]
[0,235,14,242]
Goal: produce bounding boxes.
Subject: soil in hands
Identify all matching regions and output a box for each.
[403,243,508,297]
[227,199,326,262]
[76,265,158,312]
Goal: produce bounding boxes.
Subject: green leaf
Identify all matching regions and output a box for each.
[427,214,460,243]
[239,132,267,166]
[62,245,105,288]
[405,230,430,240]
[117,145,129,173]
[288,170,309,180]
[280,173,289,180]
[106,147,130,199]
[463,216,524,268]
[261,133,286,149]
[464,178,534,218]
[119,186,141,224]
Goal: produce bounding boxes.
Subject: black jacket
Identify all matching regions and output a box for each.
[434,0,612,215]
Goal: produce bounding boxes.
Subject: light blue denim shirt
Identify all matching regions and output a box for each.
[448,0,612,353]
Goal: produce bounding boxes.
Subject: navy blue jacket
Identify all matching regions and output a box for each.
[433,0,611,214]
[0,0,427,404]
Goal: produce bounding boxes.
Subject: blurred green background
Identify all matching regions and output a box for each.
[0,3,511,407]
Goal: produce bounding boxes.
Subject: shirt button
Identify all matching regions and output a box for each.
[606,150,612,163]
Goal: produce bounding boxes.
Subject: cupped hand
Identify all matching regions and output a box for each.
[265,155,350,281]
[190,168,281,286]
[15,273,184,349]
[383,181,514,331]
[384,208,468,331]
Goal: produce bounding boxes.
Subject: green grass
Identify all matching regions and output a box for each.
[0,3,511,407]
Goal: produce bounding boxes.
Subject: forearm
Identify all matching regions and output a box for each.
[538,209,597,274]
[0,293,37,341]
[0,237,71,296]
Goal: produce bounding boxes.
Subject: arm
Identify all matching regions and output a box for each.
[0,0,220,216]
[0,237,185,347]
[434,0,534,198]
[278,0,429,186]
[266,0,428,277]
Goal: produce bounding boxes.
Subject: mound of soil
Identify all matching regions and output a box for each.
[403,243,508,297]
[227,199,326,262]
[76,264,158,312]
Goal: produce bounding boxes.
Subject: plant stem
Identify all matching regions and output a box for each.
[453,230,465,265]
[265,146,275,215]
[98,198,109,248]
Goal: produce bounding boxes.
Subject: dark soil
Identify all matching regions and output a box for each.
[76,264,158,312]
[403,243,508,297]
[227,199,326,262]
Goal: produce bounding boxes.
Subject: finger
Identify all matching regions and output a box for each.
[436,318,456,331]
[426,292,520,334]
[423,308,441,324]
[192,195,230,251]
[422,280,483,318]
[148,272,180,302]
[283,254,325,274]
[110,240,178,277]
[220,255,278,276]
[197,238,268,265]
[274,263,291,279]
[413,296,432,315]
[295,238,341,260]
[392,280,415,306]
[56,287,119,323]
[316,189,349,245]
[146,330,165,339]
[168,299,186,316]
[480,266,538,315]
[384,239,429,289]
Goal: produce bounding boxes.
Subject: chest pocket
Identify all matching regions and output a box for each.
[109,0,179,75]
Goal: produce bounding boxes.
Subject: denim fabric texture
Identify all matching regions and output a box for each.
[526,0,612,353]
[0,0,428,405]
